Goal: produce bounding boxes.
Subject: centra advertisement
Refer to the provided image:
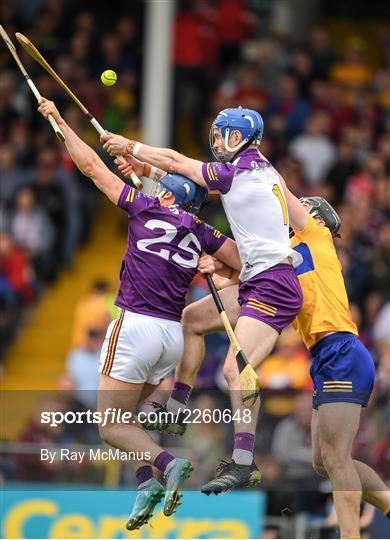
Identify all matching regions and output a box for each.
[1,484,265,539]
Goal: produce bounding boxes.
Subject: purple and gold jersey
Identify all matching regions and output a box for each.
[115,185,227,321]
[201,149,301,281]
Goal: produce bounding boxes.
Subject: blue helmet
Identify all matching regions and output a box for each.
[209,107,264,162]
[158,173,208,214]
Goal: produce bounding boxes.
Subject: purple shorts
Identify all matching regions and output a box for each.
[238,263,303,333]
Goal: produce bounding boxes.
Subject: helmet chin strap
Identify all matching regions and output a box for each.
[224,128,249,153]
[157,188,180,208]
[158,188,172,202]
[223,128,260,162]
[157,187,166,201]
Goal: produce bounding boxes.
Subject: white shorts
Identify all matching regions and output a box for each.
[98,310,184,385]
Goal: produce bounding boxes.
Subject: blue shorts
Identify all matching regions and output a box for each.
[310,332,375,409]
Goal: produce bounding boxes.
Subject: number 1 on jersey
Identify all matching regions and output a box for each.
[272,184,288,225]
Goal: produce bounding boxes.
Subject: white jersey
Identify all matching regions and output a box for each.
[202,149,302,281]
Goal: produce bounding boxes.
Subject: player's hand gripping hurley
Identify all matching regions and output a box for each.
[15,32,142,190]
[0,26,64,142]
[204,274,260,407]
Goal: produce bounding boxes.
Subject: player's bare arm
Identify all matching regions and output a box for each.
[210,238,242,274]
[100,132,206,187]
[198,254,240,278]
[213,271,240,290]
[198,255,241,290]
[114,155,166,182]
[278,174,309,231]
[38,98,125,205]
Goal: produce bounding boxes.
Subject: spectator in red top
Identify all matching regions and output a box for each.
[214,0,257,70]
[0,231,35,305]
[312,81,358,140]
[173,0,217,144]
[11,187,56,283]
[213,63,268,115]
[174,2,210,69]
[345,152,384,206]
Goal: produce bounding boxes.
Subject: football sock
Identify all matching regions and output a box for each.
[135,465,154,488]
[166,381,192,413]
[232,432,255,466]
[154,451,175,473]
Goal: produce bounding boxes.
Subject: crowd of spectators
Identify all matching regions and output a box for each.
[176,2,390,533]
[0,0,140,358]
[1,0,389,536]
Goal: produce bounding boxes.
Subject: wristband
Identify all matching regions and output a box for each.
[142,163,161,182]
[150,165,159,181]
[143,163,151,178]
[132,142,143,158]
[142,164,159,181]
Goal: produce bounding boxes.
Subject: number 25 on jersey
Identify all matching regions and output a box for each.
[137,219,201,269]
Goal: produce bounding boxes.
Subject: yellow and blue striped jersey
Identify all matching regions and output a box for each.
[291,216,358,349]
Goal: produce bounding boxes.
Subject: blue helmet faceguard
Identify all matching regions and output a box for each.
[209,107,264,162]
[157,173,208,214]
[300,196,341,237]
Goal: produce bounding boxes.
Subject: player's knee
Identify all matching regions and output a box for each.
[223,362,239,385]
[321,446,349,473]
[98,422,113,444]
[313,459,328,478]
[182,305,202,335]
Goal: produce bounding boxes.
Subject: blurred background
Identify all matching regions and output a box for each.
[0,0,389,538]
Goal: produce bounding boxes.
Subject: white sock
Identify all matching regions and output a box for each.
[232,449,253,466]
[166,397,185,414]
